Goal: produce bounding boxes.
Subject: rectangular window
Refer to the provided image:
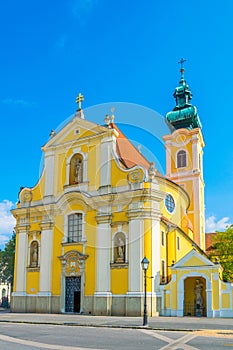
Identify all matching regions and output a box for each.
[177,236,180,250]
[68,214,82,243]
[161,231,165,246]
[161,260,165,283]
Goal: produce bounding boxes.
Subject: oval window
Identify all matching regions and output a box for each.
[165,194,175,213]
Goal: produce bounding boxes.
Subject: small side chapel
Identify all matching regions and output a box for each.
[12,67,233,317]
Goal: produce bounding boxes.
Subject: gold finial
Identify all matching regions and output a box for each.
[76,92,84,110]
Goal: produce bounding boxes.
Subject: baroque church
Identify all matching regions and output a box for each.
[12,66,233,318]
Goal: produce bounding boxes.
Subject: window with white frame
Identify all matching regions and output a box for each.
[177,150,187,168]
[68,213,83,243]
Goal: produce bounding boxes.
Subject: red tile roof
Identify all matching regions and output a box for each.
[112,123,150,169]
[161,216,178,228]
[205,232,216,254]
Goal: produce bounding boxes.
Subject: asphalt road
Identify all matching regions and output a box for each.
[0,323,233,350]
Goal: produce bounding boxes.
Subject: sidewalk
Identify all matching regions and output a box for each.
[0,310,233,332]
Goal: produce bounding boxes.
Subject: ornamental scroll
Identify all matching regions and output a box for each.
[59,250,88,277]
[127,168,144,184]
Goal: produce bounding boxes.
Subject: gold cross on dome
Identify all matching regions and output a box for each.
[76,92,84,110]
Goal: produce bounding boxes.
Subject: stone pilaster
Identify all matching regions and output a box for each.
[94,213,112,315]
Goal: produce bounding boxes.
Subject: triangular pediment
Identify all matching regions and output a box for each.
[42,114,109,150]
[172,249,215,269]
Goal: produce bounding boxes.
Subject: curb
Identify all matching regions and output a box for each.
[0,319,204,332]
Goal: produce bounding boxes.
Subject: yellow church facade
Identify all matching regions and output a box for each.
[11,72,233,317]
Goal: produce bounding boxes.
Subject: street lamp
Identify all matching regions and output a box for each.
[141,257,149,326]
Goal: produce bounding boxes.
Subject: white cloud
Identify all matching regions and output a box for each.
[0,200,16,248]
[205,215,231,232]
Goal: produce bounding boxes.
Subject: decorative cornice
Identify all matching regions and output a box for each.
[96,214,112,224]
[40,221,54,230]
[110,220,128,227]
[16,225,30,233]
[26,267,40,272]
[110,262,128,269]
[127,209,161,220]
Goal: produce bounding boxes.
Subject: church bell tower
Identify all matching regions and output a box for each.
[163,60,205,249]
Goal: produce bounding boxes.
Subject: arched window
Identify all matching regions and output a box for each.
[68,213,83,243]
[114,232,126,263]
[69,154,83,185]
[177,150,187,168]
[2,288,6,298]
[30,241,39,267]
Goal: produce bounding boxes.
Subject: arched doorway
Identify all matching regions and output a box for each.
[184,277,206,316]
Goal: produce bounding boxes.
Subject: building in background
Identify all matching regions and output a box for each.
[11,68,233,317]
[0,282,11,308]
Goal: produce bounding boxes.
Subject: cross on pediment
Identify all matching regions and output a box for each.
[76,93,84,110]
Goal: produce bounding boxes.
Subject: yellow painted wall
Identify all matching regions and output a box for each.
[26,272,39,294]
[85,246,95,295]
[222,293,230,308]
[111,269,128,294]
[31,173,45,201]
[144,219,152,291]
[51,225,63,295]
[212,280,220,310]
[111,160,128,188]
[88,145,98,189]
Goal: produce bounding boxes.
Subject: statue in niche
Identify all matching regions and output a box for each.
[74,158,83,183]
[115,235,125,263]
[194,279,203,314]
[30,241,38,267]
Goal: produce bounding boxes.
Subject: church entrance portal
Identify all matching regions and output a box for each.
[184,277,206,317]
[65,276,81,313]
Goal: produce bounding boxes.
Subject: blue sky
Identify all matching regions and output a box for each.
[0,0,232,247]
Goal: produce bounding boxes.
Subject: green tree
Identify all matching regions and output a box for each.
[0,232,16,285]
[211,225,233,282]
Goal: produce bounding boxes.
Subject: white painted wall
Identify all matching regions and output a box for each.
[39,229,53,294]
[96,221,111,292]
[128,219,143,292]
[15,230,28,293]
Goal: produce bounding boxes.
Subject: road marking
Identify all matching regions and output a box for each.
[139,329,200,350]
[157,333,199,350]
[0,334,105,350]
[139,329,174,343]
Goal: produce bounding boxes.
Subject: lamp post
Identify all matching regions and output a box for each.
[141,257,149,326]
